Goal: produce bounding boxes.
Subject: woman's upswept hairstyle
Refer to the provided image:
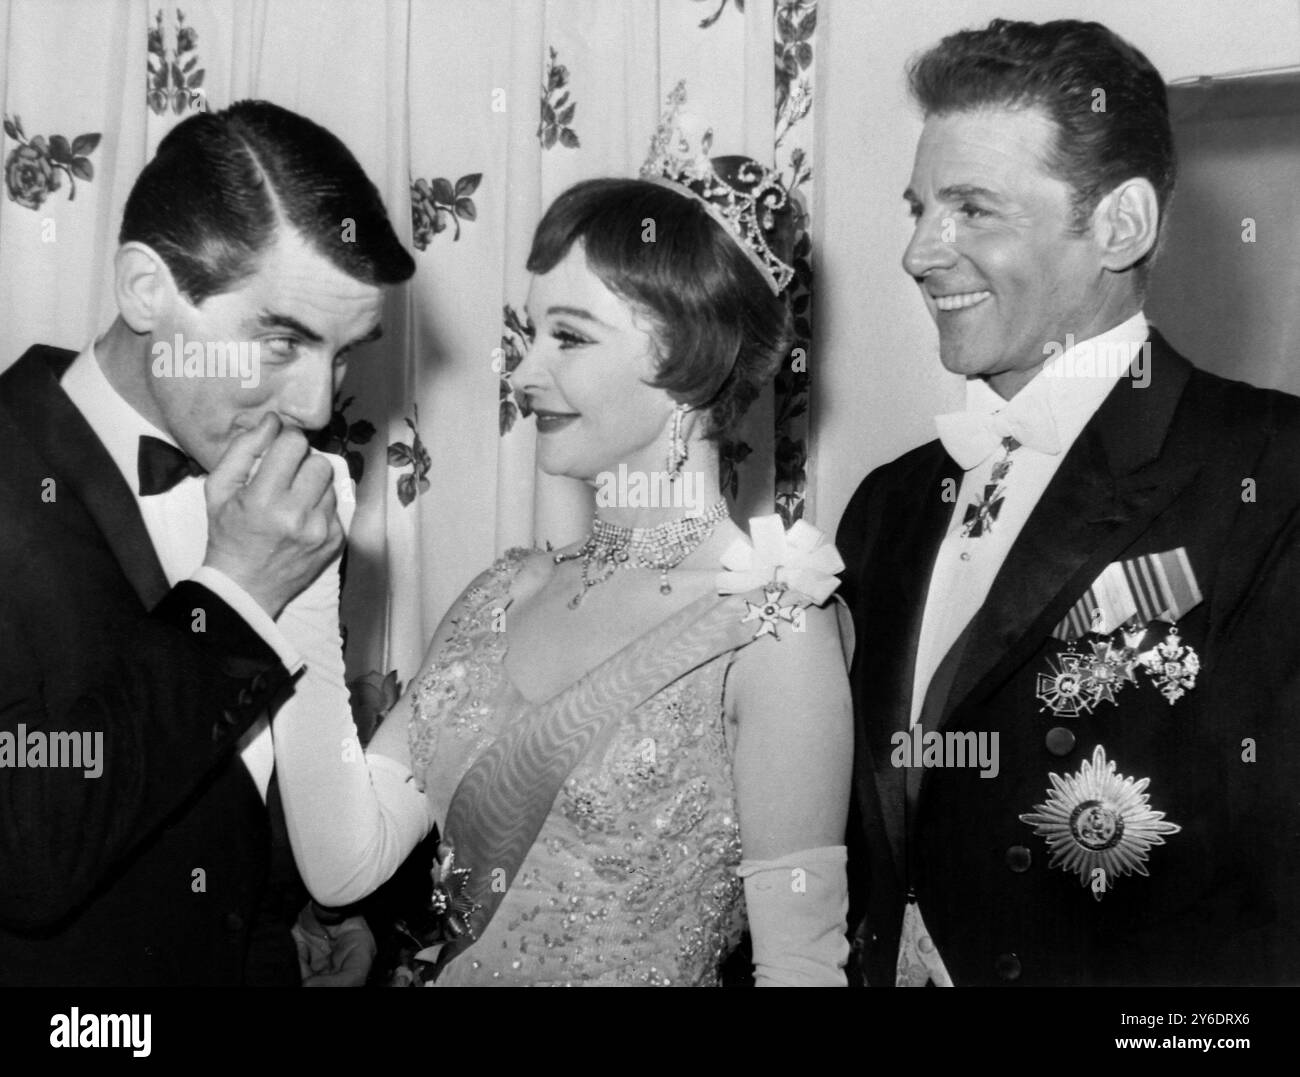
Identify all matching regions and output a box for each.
[526,176,794,442]
[120,100,414,304]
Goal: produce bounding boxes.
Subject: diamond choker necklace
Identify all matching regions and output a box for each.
[554,499,729,609]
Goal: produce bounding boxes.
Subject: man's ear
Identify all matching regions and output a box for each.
[114,241,177,334]
[1091,178,1160,272]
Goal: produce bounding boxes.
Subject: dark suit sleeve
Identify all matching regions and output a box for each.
[0,580,297,930]
[835,469,881,614]
[1205,502,1300,982]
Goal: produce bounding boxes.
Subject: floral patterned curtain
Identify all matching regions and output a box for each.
[0,0,817,733]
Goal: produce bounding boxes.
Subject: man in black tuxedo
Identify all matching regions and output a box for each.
[0,101,414,985]
[838,19,1300,986]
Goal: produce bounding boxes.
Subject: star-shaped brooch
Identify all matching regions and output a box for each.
[429,843,481,941]
[741,584,798,640]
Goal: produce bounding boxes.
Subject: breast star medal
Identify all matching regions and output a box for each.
[1019,745,1181,901]
[1139,625,1199,704]
[741,583,798,640]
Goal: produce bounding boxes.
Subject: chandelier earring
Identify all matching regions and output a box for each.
[666,402,690,482]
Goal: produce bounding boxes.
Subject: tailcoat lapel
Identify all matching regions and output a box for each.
[0,346,170,610]
[863,448,960,879]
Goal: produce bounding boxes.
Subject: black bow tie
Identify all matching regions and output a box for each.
[137,435,206,496]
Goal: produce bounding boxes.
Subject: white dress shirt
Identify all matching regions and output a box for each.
[61,340,355,802]
[898,311,1150,986]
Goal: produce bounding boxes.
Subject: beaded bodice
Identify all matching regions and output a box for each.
[407,549,747,986]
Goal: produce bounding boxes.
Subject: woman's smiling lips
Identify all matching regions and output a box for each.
[533,408,580,433]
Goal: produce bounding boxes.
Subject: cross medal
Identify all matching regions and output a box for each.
[961,436,1020,539]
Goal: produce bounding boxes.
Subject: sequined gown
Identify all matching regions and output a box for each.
[407,550,747,986]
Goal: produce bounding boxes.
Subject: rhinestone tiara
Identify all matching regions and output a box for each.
[639,81,795,295]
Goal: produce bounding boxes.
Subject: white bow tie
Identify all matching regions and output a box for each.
[935,404,1061,471]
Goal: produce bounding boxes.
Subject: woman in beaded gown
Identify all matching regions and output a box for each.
[276,110,854,986]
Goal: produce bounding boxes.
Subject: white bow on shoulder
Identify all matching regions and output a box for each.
[715,514,844,605]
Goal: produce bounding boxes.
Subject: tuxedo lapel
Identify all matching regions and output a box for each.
[863,447,960,879]
[0,347,170,610]
[937,332,1198,727]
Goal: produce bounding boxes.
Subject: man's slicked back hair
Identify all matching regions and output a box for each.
[119,100,414,304]
[908,19,1176,254]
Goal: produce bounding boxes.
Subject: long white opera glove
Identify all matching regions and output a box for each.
[737,844,849,987]
[270,456,436,906]
[291,749,435,907]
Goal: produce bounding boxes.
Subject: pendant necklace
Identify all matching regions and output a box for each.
[553,498,729,609]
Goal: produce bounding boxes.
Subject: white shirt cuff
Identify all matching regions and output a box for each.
[189,565,304,673]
